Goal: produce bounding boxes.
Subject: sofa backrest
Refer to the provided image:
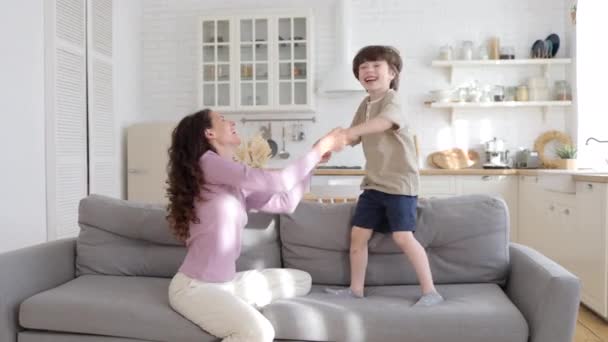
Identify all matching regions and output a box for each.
[279,194,510,286]
[76,194,281,277]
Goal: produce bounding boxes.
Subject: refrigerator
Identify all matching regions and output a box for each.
[127,122,176,204]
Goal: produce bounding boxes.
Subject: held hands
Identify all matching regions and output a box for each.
[314,127,355,162]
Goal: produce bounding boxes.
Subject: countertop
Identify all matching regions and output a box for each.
[313,168,608,183]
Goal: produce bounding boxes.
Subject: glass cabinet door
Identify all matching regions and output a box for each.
[277,17,308,106]
[202,19,231,108]
[239,18,269,108]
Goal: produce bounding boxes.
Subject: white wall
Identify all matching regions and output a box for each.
[114,0,144,198]
[575,1,608,169]
[139,0,572,168]
[0,0,47,252]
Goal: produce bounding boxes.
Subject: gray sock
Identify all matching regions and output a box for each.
[324,287,364,298]
[414,291,444,307]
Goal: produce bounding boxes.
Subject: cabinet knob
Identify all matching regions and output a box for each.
[481,175,491,181]
[586,183,594,190]
[563,208,570,215]
[549,205,555,211]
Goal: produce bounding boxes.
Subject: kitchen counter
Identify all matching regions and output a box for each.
[313,168,608,182]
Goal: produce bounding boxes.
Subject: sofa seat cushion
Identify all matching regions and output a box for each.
[263,284,528,342]
[19,275,217,342]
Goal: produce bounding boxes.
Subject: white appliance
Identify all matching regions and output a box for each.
[127,122,176,204]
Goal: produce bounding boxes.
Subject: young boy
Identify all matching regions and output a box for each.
[326,46,443,306]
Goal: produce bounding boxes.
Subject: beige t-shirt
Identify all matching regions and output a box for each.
[350,89,420,196]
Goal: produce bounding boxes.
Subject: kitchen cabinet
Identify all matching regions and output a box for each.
[573,181,608,318]
[518,175,608,319]
[419,175,458,198]
[517,176,545,252]
[459,175,518,241]
[518,175,577,260]
[310,175,362,199]
[200,11,314,112]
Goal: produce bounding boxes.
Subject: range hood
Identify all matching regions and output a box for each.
[318,0,364,94]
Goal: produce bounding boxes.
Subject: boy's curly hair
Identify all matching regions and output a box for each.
[352,45,403,90]
[166,109,215,242]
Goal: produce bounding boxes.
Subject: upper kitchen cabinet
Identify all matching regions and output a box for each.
[201,19,232,108]
[200,11,314,113]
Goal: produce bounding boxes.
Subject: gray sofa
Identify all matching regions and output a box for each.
[0,194,580,342]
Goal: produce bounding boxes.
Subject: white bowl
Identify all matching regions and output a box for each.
[430,89,454,103]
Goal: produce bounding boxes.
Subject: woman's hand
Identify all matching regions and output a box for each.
[319,152,332,163]
[314,128,349,155]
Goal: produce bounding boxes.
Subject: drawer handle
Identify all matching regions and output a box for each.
[128,168,147,174]
[481,175,491,181]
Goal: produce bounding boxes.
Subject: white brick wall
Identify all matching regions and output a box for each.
[139,0,573,168]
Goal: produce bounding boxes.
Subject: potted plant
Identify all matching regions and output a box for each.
[555,144,578,170]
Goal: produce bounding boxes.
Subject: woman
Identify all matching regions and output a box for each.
[166,109,346,342]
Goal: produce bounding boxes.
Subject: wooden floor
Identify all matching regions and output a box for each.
[575,305,608,341]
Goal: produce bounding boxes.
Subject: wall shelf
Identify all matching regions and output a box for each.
[432,58,572,82]
[428,101,573,124]
[432,58,572,67]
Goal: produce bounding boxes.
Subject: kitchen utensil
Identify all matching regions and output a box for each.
[546,33,560,57]
[429,89,454,103]
[461,41,474,60]
[488,37,500,60]
[478,44,489,60]
[493,85,505,101]
[262,123,278,158]
[516,85,529,101]
[544,39,553,58]
[531,40,545,58]
[515,149,541,169]
[439,45,453,60]
[480,84,493,102]
[291,123,305,142]
[278,126,290,159]
[483,137,509,169]
[554,80,572,100]
[298,123,305,141]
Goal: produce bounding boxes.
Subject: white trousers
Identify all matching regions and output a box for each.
[168,269,312,342]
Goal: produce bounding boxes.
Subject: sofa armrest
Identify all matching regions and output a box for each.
[0,238,76,342]
[506,243,580,342]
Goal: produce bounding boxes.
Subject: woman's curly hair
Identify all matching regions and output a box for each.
[166,109,215,242]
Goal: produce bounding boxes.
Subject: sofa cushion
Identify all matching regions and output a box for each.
[19,331,156,342]
[76,195,281,277]
[263,284,528,342]
[280,195,510,285]
[19,275,218,342]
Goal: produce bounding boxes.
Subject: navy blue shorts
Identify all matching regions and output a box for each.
[352,189,417,233]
